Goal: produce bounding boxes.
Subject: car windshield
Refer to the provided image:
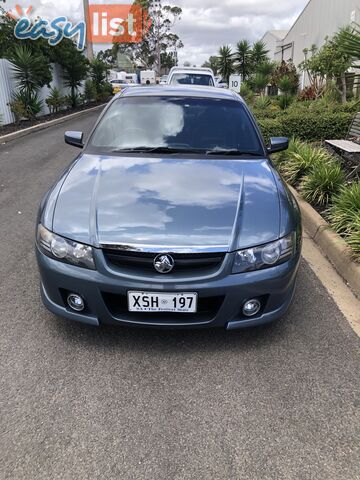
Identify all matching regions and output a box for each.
[90,96,264,155]
[170,73,214,86]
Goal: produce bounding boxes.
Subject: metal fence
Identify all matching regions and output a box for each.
[0,60,75,126]
[0,59,15,125]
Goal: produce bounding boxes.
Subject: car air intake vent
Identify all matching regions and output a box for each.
[102,250,226,276]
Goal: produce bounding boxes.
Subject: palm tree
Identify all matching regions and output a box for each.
[234,40,252,80]
[90,58,109,94]
[218,45,234,83]
[9,45,45,97]
[252,73,269,95]
[9,45,44,119]
[54,40,89,108]
[337,24,360,62]
[256,60,275,78]
[251,41,269,70]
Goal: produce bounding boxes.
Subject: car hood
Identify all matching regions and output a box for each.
[51,154,281,251]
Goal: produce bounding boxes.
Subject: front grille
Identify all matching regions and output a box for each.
[102,293,225,324]
[103,250,226,276]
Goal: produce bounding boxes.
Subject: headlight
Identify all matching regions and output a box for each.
[37,224,95,270]
[232,233,295,274]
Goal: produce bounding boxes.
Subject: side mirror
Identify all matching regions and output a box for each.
[267,137,289,154]
[65,131,84,148]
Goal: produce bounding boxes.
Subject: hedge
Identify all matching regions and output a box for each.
[256,112,353,143]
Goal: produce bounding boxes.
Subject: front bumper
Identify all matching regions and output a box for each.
[36,247,300,330]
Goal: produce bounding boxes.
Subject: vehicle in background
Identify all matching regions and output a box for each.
[109,71,138,85]
[167,67,216,87]
[215,76,228,89]
[140,70,156,85]
[110,79,138,95]
[159,75,168,85]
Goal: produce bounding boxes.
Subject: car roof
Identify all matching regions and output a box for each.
[118,85,242,101]
[169,66,214,74]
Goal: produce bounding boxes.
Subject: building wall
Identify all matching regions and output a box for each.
[275,0,360,82]
[261,32,282,61]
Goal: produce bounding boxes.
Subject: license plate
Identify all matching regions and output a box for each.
[128,291,197,313]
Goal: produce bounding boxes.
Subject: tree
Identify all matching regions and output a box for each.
[9,44,50,96]
[51,39,88,108]
[90,58,110,93]
[234,40,252,80]
[251,73,269,95]
[251,41,269,70]
[299,35,352,103]
[0,6,52,87]
[97,49,117,66]
[119,0,182,75]
[202,56,219,75]
[8,45,45,119]
[218,45,234,82]
[271,60,299,93]
[161,51,177,71]
[246,60,275,96]
[337,23,360,62]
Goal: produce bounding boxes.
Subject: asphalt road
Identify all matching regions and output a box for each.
[0,110,359,480]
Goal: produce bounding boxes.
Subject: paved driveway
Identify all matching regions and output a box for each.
[0,110,359,480]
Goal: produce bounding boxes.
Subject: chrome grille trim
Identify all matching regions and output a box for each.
[99,242,229,254]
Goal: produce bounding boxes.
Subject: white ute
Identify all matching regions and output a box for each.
[167,67,216,87]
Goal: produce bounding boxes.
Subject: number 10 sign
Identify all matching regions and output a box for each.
[229,75,241,93]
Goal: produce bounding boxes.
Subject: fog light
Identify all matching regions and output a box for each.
[243,299,261,317]
[67,293,85,312]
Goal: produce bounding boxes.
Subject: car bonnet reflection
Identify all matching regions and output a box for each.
[53,155,280,249]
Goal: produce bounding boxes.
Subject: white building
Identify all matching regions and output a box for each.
[260,30,288,61]
[262,0,360,88]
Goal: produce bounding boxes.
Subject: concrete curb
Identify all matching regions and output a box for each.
[0,104,105,145]
[289,185,360,298]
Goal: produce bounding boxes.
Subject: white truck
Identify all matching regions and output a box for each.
[167,67,216,87]
[109,71,138,84]
[140,70,156,85]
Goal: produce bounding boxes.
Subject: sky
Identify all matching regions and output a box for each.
[2,0,309,65]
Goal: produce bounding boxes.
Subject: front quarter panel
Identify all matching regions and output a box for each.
[37,156,82,231]
[271,166,302,239]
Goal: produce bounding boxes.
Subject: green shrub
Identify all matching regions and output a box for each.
[300,161,345,206]
[84,79,96,103]
[254,95,271,109]
[278,75,297,95]
[46,87,65,113]
[250,73,268,94]
[26,93,42,117]
[257,112,352,143]
[9,94,27,123]
[280,144,331,185]
[327,183,360,260]
[277,95,294,110]
[96,82,112,102]
[327,183,360,234]
[9,91,42,121]
[323,82,342,104]
[346,218,360,260]
[272,137,303,167]
[240,83,255,102]
[64,93,81,109]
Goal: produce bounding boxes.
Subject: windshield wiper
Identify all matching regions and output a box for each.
[206,149,264,156]
[112,146,205,154]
